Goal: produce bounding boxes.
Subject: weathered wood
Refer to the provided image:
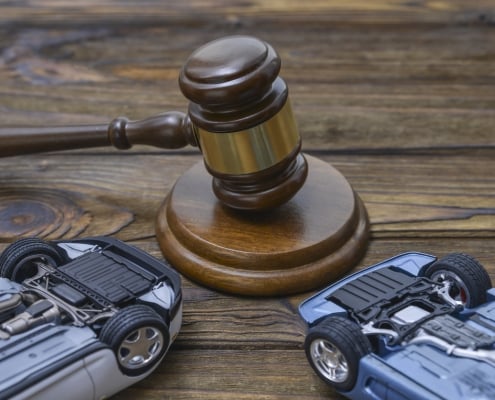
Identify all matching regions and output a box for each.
[0,153,492,242]
[117,349,338,400]
[0,4,494,152]
[0,1,493,25]
[0,0,494,398]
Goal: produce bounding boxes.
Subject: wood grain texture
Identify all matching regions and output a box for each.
[0,1,494,399]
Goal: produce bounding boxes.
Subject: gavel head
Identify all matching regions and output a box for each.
[179,35,308,211]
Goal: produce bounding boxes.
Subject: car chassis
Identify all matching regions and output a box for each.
[299,252,495,399]
[0,237,182,399]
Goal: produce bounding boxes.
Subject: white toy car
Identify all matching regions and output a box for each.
[0,237,182,399]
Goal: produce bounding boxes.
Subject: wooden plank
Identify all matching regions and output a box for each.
[117,349,338,400]
[0,152,492,243]
[0,0,494,24]
[318,153,495,238]
[0,14,493,151]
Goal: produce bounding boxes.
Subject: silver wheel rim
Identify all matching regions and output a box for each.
[430,269,470,305]
[118,326,164,369]
[310,338,349,383]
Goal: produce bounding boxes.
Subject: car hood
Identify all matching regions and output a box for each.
[0,323,99,397]
[380,300,495,400]
[382,343,495,399]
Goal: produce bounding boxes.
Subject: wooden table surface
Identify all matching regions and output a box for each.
[0,1,494,399]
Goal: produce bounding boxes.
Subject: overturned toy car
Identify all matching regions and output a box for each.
[299,252,495,400]
[0,237,182,400]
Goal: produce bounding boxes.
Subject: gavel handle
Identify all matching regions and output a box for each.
[0,111,195,157]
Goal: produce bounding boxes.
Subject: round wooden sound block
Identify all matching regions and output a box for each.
[155,154,369,296]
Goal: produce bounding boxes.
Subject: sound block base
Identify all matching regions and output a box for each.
[155,154,369,296]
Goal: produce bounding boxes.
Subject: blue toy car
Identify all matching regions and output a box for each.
[299,252,495,400]
[0,237,182,400]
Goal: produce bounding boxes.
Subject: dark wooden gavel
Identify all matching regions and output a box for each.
[0,35,370,296]
[0,35,307,211]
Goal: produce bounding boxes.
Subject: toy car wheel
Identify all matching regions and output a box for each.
[305,316,371,391]
[424,253,492,308]
[0,238,63,282]
[100,304,170,376]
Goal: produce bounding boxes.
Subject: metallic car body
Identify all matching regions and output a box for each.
[299,252,495,400]
[0,237,182,399]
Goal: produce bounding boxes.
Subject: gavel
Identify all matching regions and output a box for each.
[0,35,307,211]
[1,35,369,296]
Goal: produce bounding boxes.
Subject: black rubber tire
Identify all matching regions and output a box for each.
[100,304,169,376]
[0,238,63,282]
[424,253,492,308]
[304,316,371,391]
